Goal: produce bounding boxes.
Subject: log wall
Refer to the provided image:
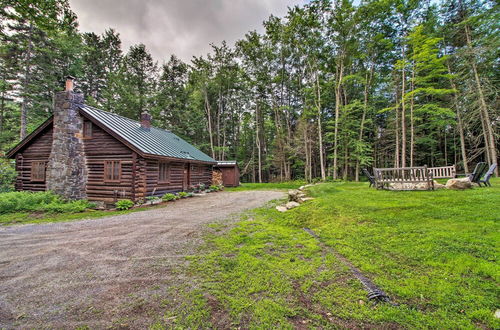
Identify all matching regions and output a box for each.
[83,120,135,202]
[15,126,53,192]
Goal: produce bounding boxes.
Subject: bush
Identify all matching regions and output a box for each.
[178,192,188,198]
[41,200,93,213]
[209,185,221,191]
[0,191,59,214]
[0,191,94,214]
[0,159,16,193]
[162,193,176,201]
[115,199,134,210]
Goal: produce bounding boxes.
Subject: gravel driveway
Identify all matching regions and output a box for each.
[0,190,283,329]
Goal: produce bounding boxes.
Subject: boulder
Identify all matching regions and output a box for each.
[445,177,472,190]
[433,180,446,189]
[285,201,300,209]
[288,189,300,202]
[299,197,315,203]
[276,205,288,212]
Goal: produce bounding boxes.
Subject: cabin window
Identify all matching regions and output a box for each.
[159,162,170,183]
[31,161,46,182]
[83,121,93,138]
[104,160,121,182]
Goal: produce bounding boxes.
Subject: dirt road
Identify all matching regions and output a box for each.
[0,190,283,329]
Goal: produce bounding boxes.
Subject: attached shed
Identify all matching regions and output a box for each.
[214,161,240,187]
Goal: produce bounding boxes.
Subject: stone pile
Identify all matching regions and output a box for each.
[276,184,316,212]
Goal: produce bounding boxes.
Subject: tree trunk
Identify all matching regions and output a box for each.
[20,23,34,140]
[255,102,262,183]
[400,47,407,168]
[446,61,469,173]
[465,24,498,175]
[332,60,344,179]
[315,72,326,180]
[355,65,374,181]
[203,88,215,159]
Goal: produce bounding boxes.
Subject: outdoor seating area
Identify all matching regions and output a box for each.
[364,163,496,190]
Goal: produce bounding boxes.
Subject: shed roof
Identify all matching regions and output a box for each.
[79,105,216,163]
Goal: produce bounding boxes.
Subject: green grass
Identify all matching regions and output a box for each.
[226,180,306,191]
[0,208,145,226]
[156,178,500,329]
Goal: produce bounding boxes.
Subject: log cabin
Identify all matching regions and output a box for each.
[6,77,216,203]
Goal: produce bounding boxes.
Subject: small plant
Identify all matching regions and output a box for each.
[186,192,194,197]
[209,185,220,192]
[115,199,134,210]
[178,192,188,198]
[146,196,161,205]
[0,159,16,193]
[162,193,176,201]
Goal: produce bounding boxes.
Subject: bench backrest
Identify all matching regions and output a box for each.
[469,162,487,183]
[482,163,497,181]
[373,166,432,184]
[428,165,456,178]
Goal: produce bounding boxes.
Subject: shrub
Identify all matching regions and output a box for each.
[41,200,93,213]
[115,199,134,210]
[209,185,221,191]
[178,192,188,198]
[0,191,59,214]
[162,193,176,201]
[0,159,17,193]
[0,191,95,214]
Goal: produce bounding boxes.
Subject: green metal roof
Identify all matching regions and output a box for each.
[79,105,216,163]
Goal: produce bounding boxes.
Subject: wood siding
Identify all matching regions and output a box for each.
[12,118,213,202]
[83,120,135,202]
[15,126,53,192]
[189,164,212,186]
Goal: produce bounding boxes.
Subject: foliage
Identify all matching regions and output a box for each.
[0,158,16,192]
[163,179,500,328]
[177,192,188,198]
[162,193,177,201]
[0,191,93,214]
[115,199,134,210]
[1,0,497,180]
[225,181,305,191]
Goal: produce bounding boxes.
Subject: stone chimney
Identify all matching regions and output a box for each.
[140,112,152,130]
[46,76,88,200]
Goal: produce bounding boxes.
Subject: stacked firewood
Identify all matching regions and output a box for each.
[212,170,223,186]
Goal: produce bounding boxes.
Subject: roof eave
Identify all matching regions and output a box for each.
[5,116,54,158]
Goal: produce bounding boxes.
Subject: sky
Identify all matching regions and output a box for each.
[69,0,306,64]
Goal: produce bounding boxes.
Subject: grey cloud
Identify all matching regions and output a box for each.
[69,0,305,64]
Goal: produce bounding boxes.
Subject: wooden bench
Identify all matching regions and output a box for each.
[373,166,434,190]
[428,165,456,178]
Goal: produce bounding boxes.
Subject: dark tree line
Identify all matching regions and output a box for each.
[0,0,498,182]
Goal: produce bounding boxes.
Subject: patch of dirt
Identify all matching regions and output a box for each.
[0,190,284,329]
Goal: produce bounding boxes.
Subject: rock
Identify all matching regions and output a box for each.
[288,189,300,202]
[433,180,446,189]
[299,197,315,203]
[445,177,472,190]
[285,201,300,209]
[276,205,288,212]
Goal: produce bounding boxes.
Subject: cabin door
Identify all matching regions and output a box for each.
[183,164,190,191]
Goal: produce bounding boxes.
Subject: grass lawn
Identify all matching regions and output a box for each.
[0,208,142,226]
[156,178,500,329]
[225,181,306,191]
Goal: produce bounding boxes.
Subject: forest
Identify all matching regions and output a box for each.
[0,0,498,183]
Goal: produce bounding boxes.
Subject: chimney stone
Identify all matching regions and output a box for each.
[141,112,152,129]
[46,82,87,200]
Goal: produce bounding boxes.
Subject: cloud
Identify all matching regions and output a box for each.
[69,0,305,64]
